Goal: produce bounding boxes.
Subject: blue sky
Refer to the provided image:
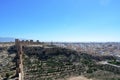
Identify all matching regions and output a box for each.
[0,0,120,42]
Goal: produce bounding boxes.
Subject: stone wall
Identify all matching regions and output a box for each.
[15,39,42,80]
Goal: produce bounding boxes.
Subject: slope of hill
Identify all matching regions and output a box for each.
[22,45,120,80]
[0,42,120,80]
[0,43,16,80]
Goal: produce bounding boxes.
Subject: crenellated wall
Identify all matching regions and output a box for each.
[15,39,42,80]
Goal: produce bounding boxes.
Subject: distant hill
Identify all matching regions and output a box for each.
[0,37,15,42]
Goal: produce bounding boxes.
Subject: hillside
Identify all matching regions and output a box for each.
[0,42,120,80]
[22,45,120,80]
[0,43,16,80]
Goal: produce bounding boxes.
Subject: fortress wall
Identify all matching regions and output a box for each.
[15,39,42,80]
[15,39,23,80]
[20,40,41,46]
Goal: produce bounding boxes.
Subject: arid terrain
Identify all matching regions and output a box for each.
[67,76,92,80]
[0,43,16,80]
[0,41,120,80]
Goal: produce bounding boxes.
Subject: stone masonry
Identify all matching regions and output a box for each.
[15,39,41,80]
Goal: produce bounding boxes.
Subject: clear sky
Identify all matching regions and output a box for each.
[0,0,120,42]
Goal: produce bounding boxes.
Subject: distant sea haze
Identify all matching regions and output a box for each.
[0,37,15,42]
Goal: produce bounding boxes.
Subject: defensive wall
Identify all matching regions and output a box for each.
[15,39,41,80]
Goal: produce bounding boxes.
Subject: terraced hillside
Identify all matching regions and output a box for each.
[22,46,120,80]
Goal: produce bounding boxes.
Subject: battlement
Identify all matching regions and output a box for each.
[15,39,41,46]
[15,39,43,80]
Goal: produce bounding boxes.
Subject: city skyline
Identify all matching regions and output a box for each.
[0,0,120,42]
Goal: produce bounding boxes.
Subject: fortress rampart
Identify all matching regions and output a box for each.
[15,39,42,80]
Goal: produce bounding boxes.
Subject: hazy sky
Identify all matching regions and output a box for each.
[0,0,120,42]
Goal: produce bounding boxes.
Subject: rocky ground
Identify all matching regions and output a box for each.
[0,43,16,80]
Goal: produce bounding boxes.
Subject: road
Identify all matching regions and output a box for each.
[99,61,120,68]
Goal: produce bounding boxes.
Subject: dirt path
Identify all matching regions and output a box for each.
[67,76,92,80]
